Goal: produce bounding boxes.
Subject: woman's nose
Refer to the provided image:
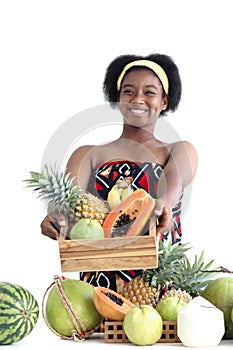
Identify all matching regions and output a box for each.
[131,92,144,104]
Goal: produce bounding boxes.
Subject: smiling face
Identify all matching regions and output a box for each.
[117,69,168,129]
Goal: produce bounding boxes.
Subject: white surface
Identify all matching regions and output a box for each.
[1,1,233,348]
[6,319,233,350]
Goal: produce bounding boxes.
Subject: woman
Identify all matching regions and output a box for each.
[41,53,198,290]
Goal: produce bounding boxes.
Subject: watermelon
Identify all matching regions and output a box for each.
[0,281,39,345]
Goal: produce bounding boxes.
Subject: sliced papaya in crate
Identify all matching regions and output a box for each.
[58,189,158,273]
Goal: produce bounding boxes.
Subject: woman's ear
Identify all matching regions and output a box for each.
[162,95,169,110]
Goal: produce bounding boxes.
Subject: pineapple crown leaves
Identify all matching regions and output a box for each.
[145,239,192,290]
[23,164,81,212]
[145,238,221,296]
[172,250,220,297]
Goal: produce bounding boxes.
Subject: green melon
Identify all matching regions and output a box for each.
[202,277,233,339]
[0,281,39,345]
[45,278,102,338]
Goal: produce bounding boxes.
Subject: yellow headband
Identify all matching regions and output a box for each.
[117,59,169,95]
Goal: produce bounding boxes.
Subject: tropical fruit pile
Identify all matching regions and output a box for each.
[24,164,155,239]
[42,268,233,345]
[24,164,233,343]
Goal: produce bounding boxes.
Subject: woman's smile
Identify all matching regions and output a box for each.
[129,107,149,115]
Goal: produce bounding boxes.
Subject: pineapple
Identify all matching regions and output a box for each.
[168,249,219,298]
[73,192,110,224]
[120,275,160,308]
[120,238,219,307]
[24,164,110,238]
[161,288,192,303]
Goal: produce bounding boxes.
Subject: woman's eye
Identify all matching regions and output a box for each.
[122,89,134,94]
[145,90,156,95]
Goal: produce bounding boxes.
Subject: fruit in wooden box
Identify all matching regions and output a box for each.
[70,218,104,239]
[107,177,134,209]
[93,286,135,321]
[24,164,110,229]
[103,188,155,238]
[0,282,39,345]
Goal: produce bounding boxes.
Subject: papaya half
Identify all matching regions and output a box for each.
[93,286,135,321]
[102,188,155,238]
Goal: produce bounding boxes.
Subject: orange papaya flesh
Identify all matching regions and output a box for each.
[93,286,135,321]
[103,188,155,238]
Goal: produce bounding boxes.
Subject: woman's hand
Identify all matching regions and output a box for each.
[154,200,173,238]
[40,214,64,240]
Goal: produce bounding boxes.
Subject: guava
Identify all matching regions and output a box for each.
[70,218,104,240]
[202,277,233,339]
[123,305,163,346]
[45,278,102,337]
[156,296,187,321]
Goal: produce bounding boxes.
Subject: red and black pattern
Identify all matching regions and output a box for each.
[88,161,163,201]
[80,161,183,291]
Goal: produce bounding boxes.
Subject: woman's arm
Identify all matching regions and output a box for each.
[40,145,95,239]
[155,141,198,235]
[65,145,95,190]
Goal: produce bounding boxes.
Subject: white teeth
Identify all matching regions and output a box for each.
[130,109,145,114]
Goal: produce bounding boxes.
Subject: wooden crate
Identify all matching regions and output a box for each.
[104,320,181,343]
[58,216,158,272]
[160,321,180,343]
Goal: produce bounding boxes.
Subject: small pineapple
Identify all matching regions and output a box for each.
[72,192,110,224]
[24,164,110,237]
[161,288,192,303]
[120,238,220,307]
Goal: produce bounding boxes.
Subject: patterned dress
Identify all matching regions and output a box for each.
[80,160,183,291]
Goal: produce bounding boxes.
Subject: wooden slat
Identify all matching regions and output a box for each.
[60,255,158,272]
[59,235,155,251]
[59,236,156,258]
[59,235,158,272]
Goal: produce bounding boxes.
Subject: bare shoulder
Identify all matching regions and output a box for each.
[65,145,96,173]
[169,141,198,185]
[69,145,96,157]
[67,145,97,164]
[170,140,198,160]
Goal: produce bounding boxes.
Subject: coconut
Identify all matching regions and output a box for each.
[202,277,233,339]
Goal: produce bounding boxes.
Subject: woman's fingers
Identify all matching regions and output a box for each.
[156,205,173,236]
[40,215,60,240]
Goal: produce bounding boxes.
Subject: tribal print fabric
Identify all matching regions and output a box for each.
[80,160,183,291]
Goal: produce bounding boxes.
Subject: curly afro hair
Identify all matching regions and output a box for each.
[103,53,182,116]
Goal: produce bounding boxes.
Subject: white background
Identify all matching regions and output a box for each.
[0,0,233,347]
